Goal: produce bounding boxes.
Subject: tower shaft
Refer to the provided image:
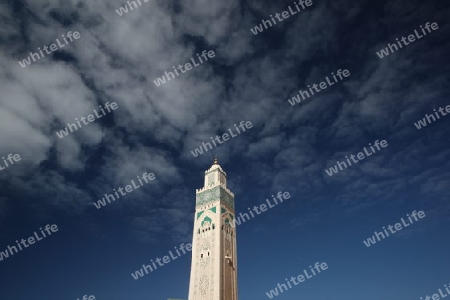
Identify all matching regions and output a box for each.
[188,162,238,300]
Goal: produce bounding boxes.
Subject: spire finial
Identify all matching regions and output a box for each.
[213,155,219,165]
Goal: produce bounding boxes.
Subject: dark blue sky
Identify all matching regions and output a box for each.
[0,0,449,299]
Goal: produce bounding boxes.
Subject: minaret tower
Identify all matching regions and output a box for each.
[188,157,238,300]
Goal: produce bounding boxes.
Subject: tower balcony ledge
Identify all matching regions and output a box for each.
[196,183,234,197]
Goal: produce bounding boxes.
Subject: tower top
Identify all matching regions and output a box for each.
[205,156,225,175]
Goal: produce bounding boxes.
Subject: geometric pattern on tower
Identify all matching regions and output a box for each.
[196,186,234,210]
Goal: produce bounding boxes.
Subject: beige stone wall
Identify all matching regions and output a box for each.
[188,164,238,300]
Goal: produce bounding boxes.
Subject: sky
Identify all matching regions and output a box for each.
[0,0,449,299]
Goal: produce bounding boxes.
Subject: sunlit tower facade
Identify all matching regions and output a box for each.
[188,158,238,300]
